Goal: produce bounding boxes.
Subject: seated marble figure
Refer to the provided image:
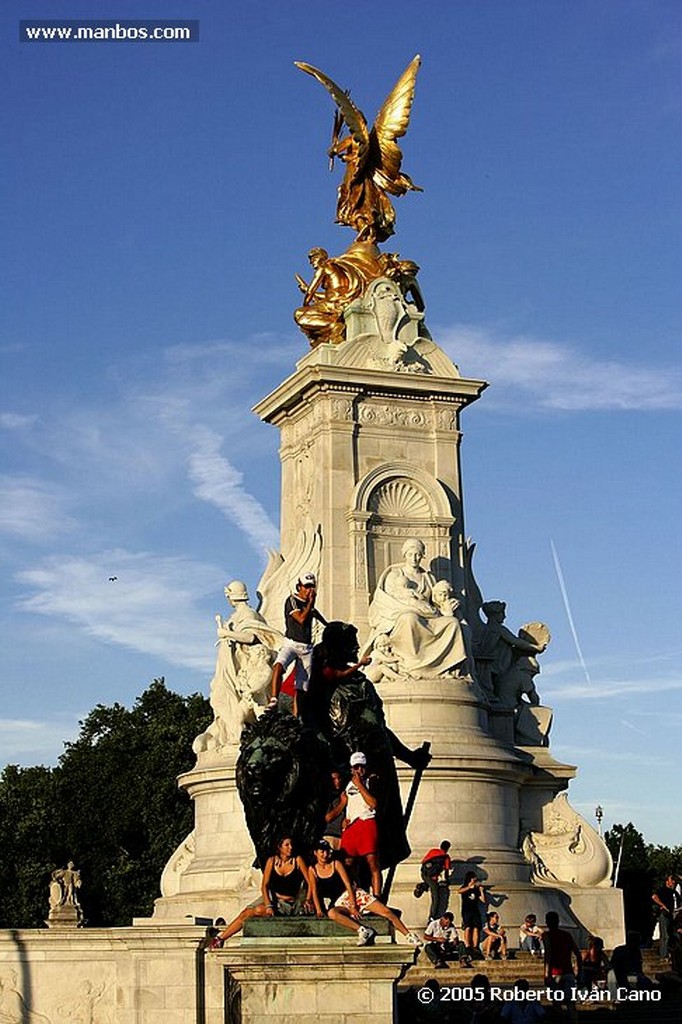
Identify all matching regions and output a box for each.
[368,538,468,678]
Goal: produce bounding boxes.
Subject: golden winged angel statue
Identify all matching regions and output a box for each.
[295,56,422,243]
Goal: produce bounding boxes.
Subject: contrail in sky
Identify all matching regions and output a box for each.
[550,539,591,685]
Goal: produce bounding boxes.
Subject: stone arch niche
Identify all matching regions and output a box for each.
[347,461,458,637]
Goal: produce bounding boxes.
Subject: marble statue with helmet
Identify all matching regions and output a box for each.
[192,580,282,755]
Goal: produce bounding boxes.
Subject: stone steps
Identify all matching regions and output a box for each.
[399,949,672,989]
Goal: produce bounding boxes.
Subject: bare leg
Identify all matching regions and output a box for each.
[217,903,268,941]
[270,663,284,700]
[366,854,382,898]
[328,907,360,933]
[364,898,409,937]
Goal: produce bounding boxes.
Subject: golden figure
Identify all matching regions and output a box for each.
[294,241,384,346]
[294,242,422,348]
[295,56,422,244]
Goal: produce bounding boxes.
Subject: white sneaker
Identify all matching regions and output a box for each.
[406,932,423,947]
[357,925,375,946]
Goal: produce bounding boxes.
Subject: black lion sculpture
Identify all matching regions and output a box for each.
[236,710,331,867]
[237,621,430,872]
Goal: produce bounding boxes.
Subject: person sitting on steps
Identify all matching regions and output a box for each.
[423,911,473,970]
[482,910,508,960]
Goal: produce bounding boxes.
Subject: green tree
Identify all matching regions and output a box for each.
[0,764,60,927]
[647,844,682,881]
[605,822,651,876]
[604,822,682,940]
[0,679,211,928]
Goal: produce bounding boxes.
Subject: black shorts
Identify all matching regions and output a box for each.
[462,909,481,929]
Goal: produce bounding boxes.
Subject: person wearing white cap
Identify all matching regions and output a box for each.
[332,751,384,899]
[308,838,422,948]
[270,573,327,715]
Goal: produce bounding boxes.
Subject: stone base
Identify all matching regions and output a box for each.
[152,755,261,925]
[214,943,413,1023]
[0,926,413,1024]
[45,904,83,928]
[242,913,394,943]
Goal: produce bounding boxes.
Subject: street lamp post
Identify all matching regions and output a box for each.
[595,805,604,838]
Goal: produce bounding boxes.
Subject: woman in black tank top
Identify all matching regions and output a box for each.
[308,840,422,947]
[210,836,310,946]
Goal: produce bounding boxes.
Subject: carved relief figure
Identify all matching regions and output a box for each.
[495,652,541,710]
[57,981,112,1024]
[368,539,468,678]
[295,56,422,243]
[363,633,407,685]
[0,969,52,1024]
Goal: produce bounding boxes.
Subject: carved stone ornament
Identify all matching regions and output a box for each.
[521,793,613,888]
[0,967,56,1023]
[344,277,431,372]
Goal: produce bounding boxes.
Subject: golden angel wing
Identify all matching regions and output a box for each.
[372,54,422,191]
[295,61,369,154]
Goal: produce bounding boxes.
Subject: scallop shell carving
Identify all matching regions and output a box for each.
[368,478,431,519]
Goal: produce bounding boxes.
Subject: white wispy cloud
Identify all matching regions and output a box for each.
[0,412,38,430]
[15,550,219,672]
[0,336,283,562]
[186,425,279,554]
[0,716,81,766]
[439,325,682,411]
[618,719,649,737]
[547,674,682,701]
[553,744,675,769]
[0,476,76,542]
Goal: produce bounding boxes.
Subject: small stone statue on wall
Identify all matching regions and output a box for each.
[47,861,83,928]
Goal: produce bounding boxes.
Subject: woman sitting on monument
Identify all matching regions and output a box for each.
[308,838,422,947]
[368,538,468,678]
[209,836,310,947]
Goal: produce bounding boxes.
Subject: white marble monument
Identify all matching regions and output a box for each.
[0,55,624,1024]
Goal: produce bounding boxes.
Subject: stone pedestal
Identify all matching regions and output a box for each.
[45,903,83,929]
[149,752,260,924]
[375,676,623,947]
[215,944,411,1024]
[253,336,486,635]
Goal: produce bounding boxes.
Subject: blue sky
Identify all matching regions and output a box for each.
[2,1,680,847]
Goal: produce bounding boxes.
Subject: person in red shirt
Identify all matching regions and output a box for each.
[417,840,452,921]
[544,911,582,1018]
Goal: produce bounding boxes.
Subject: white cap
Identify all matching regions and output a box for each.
[299,572,317,587]
[349,751,366,766]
